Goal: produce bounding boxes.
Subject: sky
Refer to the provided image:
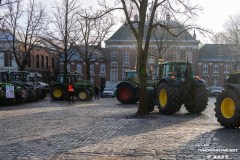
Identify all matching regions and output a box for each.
[40,0,240,43]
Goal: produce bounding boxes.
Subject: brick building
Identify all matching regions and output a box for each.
[105,20,199,82]
[197,44,240,87]
[0,29,59,84]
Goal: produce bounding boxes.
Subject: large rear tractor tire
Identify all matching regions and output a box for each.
[147,87,155,112]
[116,84,138,104]
[50,85,64,101]
[215,88,240,128]
[157,82,181,115]
[16,89,29,104]
[75,89,90,101]
[185,85,208,113]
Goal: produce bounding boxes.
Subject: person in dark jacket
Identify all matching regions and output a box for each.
[94,85,100,99]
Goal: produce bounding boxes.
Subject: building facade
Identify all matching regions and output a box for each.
[105,21,199,82]
[197,44,240,87]
[0,29,59,84]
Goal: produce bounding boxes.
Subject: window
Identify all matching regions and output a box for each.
[202,64,208,73]
[4,52,12,66]
[45,56,48,69]
[90,64,94,73]
[123,52,129,62]
[77,64,82,73]
[110,69,118,82]
[111,52,117,62]
[224,64,229,73]
[148,55,155,63]
[237,65,240,71]
[100,63,106,73]
[36,55,39,68]
[213,64,219,73]
[41,55,44,68]
[51,58,55,69]
[28,55,31,67]
[213,78,219,86]
[67,63,70,72]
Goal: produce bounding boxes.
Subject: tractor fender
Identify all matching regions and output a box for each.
[192,79,205,86]
[159,78,179,86]
[116,81,137,89]
[224,83,240,96]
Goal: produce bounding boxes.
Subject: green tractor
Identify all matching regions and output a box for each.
[115,70,157,104]
[0,72,26,106]
[157,61,208,114]
[115,70,157,112]
[50,72,94,101]
[215,72,240,128]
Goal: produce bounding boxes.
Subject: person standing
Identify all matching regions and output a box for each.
[68,82,74,103]
[94,85,100,99]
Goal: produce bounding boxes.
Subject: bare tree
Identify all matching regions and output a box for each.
[1,0,48,71]
[49,0,80,83]
[224,13,240,45]
[76,8,115,81]
[95,0,204,116]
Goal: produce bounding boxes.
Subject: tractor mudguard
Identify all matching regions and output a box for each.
[224,84,240,96]
[116,81,137,90]
[192,79,205,86]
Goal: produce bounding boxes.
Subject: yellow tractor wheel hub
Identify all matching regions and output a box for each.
[159,89,167,107]
[79,91,87,99]
[53,89,62,98]
[221,98,235,119]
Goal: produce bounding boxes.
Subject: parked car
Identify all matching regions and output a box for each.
[101,88,115,98]
[208,86,224,96]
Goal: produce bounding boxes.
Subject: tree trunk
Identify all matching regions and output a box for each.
[136,46,149,116]
[85,61,91,81]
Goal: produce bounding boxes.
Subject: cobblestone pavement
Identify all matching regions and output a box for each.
[0,96,240,160]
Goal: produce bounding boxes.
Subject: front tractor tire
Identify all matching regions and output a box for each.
[215,88,240,128]
[50,85,64,101]
[157,82,181,115]
[116,83,138,104]
[185,85,208,114]
[76,89,90,101]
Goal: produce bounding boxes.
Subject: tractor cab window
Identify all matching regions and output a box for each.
[161,65,171,77]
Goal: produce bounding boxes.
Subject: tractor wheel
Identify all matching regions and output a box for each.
[28,91,37,102]
[147,87,155,112]
[75,89,90,101]
[185,85,208,113]
[16,89,29,104]
[50,85,64,101]
[214,88,240,128]
[157,82,181,115]
[116,84,138,104]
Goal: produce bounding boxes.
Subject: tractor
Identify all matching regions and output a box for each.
[115,70,157,112]
[7,71,46,101]
[50,72,94,101]
[215,72,240,128]
[156,61,208,114]
[0,72,27,106]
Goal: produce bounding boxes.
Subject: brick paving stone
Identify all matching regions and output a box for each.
[0,97,240,159]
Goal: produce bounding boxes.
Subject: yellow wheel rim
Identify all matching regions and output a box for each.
[79,91,87,99]
[221,98,235,119]
[159,89,167,107]
[53,89,62,98]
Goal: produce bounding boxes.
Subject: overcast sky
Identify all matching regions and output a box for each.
[40,0,240,43]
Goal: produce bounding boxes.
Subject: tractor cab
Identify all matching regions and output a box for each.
[123,70,139,84]
[159,61,193,83]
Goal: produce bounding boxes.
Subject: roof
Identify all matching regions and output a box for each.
[105,22,197,43]
[199,44,237,62]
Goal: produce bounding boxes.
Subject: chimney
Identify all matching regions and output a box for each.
[193,30,196,40]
